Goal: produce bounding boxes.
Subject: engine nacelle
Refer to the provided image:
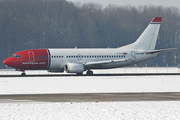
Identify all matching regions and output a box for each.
[64,63,84,73]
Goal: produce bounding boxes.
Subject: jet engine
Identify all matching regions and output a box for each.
[64,63,84,73]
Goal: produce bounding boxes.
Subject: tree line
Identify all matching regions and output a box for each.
[0,0,180,68]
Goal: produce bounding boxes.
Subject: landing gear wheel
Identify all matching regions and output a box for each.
[21,72,26,76]
[86,70,93,75]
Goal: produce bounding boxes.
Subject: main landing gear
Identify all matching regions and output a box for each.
[76,70,93,76]
[86,70,93,75]
[21,72,26,76]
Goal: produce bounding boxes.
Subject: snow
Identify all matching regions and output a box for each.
[0,76,180,94]
[0,67,180,120]
[0,102,180,120]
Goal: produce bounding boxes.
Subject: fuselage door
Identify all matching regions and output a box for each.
[28,51,34,62]
[77,54,81,61]
[131,51,136,62]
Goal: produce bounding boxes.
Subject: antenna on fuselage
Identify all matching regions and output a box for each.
[75,46,77,49]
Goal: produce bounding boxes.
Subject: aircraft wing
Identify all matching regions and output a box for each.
[145,48,177,54]
[84,59,130,66]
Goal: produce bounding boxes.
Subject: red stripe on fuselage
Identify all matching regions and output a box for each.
[4,49,49,70]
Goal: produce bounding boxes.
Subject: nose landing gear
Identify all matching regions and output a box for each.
[21,70,26,76]
[17,69,26,76]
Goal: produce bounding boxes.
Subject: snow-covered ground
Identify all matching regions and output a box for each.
[0,68,180,120]
[1,101,180,120]
[0,76,180,94]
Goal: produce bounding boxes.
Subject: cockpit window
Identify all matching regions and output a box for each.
[11,55,22,58]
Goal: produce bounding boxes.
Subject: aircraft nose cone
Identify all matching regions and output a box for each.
[3,58,16,68]
[3,59,8,65]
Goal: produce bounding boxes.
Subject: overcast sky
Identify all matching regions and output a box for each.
[67,0,180,8]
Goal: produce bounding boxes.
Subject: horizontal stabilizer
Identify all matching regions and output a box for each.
[84,59,130,66]
[145,48,177,54]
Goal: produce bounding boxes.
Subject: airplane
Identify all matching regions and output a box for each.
[3,17,176,76]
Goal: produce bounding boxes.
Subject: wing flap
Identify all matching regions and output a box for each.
[84,59,130,66]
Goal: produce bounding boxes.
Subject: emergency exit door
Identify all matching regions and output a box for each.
[131,51,136,62]
[28,51,34,62]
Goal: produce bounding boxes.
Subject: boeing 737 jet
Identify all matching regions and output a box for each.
[3,17,175,75]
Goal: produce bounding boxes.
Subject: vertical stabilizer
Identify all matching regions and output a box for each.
[121,17,162,50]
[134,17,162,50]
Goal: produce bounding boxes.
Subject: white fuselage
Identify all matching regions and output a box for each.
[48,48,158,71]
